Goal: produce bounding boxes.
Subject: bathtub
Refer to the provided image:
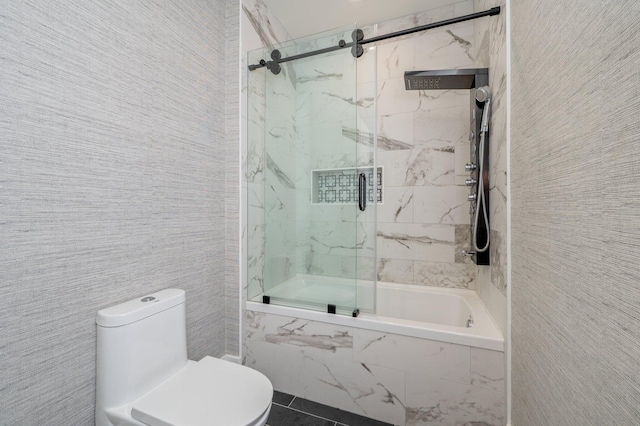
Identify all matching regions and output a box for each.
[247,276,503,351]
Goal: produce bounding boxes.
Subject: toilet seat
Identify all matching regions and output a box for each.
[131,356,273,426]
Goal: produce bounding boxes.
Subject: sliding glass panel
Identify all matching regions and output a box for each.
[247,25,376,316]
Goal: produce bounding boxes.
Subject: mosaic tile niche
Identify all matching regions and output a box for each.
[312,167,382,204]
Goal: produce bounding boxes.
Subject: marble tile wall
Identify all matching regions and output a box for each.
[243,0,294,301]
[262,67,298,290]
[245,311,505,425]
[244,1,504,297]
[245,15,378,295]
[473,0,507,335]
[373,1,482,290]
[295,33,377,284]
[241,3,508,425]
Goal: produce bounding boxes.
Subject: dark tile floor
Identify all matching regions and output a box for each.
[266,391,394,426]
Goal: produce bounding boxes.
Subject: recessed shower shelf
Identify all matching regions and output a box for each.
[312,167,382,205]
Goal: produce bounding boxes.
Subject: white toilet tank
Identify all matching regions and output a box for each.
[96,289,188,423]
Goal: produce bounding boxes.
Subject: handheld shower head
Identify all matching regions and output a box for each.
[475,86,491,103]
[475,86,491,132]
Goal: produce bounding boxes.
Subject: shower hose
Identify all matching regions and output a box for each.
[473,100,490,253]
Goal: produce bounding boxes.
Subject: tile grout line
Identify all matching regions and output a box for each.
[286,405,339,424]
[276,400,340,425]
[274,396,394,426]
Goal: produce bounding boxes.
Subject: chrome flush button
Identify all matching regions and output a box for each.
[141,297,156,302]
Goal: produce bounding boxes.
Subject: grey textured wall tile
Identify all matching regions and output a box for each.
[0,0,236,423]
[225,0,241,357]
[511,1,640,424]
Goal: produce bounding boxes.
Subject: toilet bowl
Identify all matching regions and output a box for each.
[96,289,273,426]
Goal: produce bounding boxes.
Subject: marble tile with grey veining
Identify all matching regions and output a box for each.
[246,222,265,300]
[470,347,505,393]
[377,78,421,117]
[245,136,264,184]
[377,38,415,81]
[413,24,476,70]
[377,258,414,284]
[406,374,504,426]
[244,339,308,398]
[242,0,297,85]
[306,124,346,168]
[266,154,296,189]
[489,230,506,295]
[353,329,471,384]
[261,316,354,357]
[379,148,455,187]
[310,220,369,257]
[414,106,469,149]
[303,352,406,425]
[377,187,414,223]
[455,224,475,264]
[356,255,376,285]
[342,127,375,149]
[377,113,415,151]
[377,223,455,263]
[406,147,456,186]
[415,89,460,113]
[246,183,265,299]
[309,204,353,223]
[263,253,295,288]
[242,0,289,48]
[306,252,357,280]
[414,261,478,289]
[413,185,470,225]
[489,169,508,235]
[375,4,458,40]
[245,310,266,342]
[264,185,295,226]
[295,79,362,128]
[296,249,312,275]
[246,87,266,185]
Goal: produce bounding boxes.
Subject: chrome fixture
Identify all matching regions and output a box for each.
[402,68,490,265]
[475,86,491,103]
[472,86,491,256]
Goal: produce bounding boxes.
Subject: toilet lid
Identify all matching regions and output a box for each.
[132,356,273,426]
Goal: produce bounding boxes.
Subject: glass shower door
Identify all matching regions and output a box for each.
[247,25,376,316]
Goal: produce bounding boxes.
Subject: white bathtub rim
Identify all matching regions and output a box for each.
[246,282,504,352]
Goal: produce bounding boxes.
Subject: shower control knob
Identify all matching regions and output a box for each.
[465,178,477,186]
[468,193,477,202]
[465,163,477,171]
[461,250,476,257]
[468,131,475,141]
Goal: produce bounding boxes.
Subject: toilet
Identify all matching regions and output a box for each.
[95,288,273,426]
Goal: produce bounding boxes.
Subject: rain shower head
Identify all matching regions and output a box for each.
[404,68,488,90]
[475,86,491,103]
